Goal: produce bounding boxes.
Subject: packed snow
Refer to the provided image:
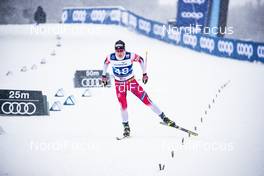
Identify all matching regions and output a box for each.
[0,24,264,176]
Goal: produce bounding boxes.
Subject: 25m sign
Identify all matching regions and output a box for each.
[0,89,49,116]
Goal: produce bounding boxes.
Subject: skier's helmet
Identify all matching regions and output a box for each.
[115,40,125,50]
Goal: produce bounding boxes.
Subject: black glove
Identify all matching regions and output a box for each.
[101,75,108,86]
[142,73,148,84]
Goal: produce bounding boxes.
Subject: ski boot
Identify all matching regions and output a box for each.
[159,112,176,127]
[122,122,130,137]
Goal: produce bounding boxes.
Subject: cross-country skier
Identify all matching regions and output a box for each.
[102,40,176,137]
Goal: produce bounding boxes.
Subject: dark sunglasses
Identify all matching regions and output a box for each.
[115,49,125,52]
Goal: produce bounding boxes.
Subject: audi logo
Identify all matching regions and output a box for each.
[81,78,102,87]
[218,41,234,56]
[183,0,206,4]
[200,37,215,53]
[183,34,197,48]
[1,102,36,115]
[181,12,204,20]
[237,43,253,59]
[257,46,264,58]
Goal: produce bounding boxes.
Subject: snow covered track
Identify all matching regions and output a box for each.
[0,24,264,176]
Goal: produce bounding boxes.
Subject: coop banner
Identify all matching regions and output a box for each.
[62,7,264,64]
[176,0,211,28]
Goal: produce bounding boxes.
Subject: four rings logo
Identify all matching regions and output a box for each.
[181,12,204,20]
[218,41,234,56]
[81,78,102,87]
[74,70,110,88]
[1,102,36,115]
[183,0,206,4]
[237,43,253,59]
[183,34,197,48]
[257,46,264,58]
[200,37,215,53]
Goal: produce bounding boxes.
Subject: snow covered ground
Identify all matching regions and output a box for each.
[0,24,264,176]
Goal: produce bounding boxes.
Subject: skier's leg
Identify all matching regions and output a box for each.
[149,101,162,115]
[115,81,130,136]
[115,81,128,122]
[129,79,162,115]
[129,79,176,126]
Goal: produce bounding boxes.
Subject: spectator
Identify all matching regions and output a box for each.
[34,6,46,24]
